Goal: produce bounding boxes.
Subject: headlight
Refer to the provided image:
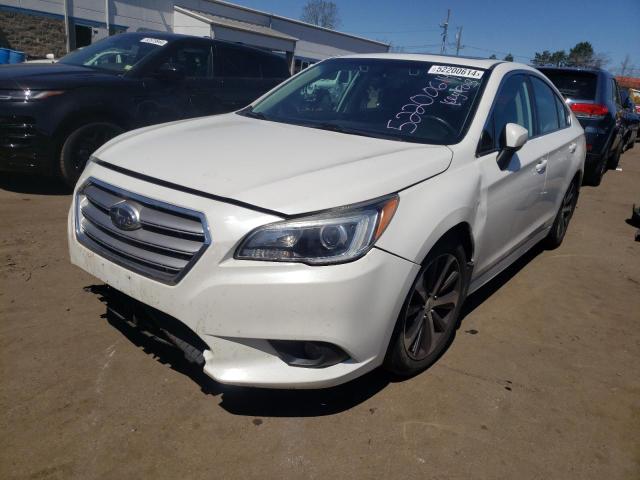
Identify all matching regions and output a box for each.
[0,90,64,101]
[236,195,399,265]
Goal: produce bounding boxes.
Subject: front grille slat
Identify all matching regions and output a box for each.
[75,179,210,285]
[80,202,203,256]
[84,184,205,236]
[81,220,189,270]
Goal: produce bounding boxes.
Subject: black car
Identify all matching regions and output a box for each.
[538,66,625,185]
[0,32,289,186]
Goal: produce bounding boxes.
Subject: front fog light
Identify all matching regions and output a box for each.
[269,340,350,368]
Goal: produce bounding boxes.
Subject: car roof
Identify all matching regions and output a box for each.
[336,53,504,70]
[117,31,190,40]
[113,32,286,61]
[537,65,610,76]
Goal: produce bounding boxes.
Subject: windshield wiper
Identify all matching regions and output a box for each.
[305,122,415,142]
[237,106,268,120]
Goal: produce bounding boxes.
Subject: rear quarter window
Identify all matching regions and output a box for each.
[540,70,598,100]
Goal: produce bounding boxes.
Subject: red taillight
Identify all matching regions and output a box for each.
[586,144,593,152]
[570,103,608,117]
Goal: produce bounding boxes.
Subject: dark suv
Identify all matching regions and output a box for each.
[0,32,289,186]
[538,67,625,185]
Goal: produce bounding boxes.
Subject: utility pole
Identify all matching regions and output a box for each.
[63,0,70,53]
[105,0,110,36]
[440,9,450,55]
[455,26,463,56]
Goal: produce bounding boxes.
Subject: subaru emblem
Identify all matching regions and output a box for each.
[109,201,141,231]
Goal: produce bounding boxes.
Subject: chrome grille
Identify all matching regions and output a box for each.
[75,178,210,284]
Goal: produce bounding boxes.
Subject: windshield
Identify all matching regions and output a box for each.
[59,35,168,73]
[245,58,488,144]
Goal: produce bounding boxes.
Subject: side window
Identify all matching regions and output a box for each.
[216,44,260,78]
[160,43,212,78]
[531,76,560,135]
[611,79,622,107]
[479,74,533,155]
[554,94,569,128]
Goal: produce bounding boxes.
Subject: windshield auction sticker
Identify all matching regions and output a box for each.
[427,65,484,79]
[140,38,168,46]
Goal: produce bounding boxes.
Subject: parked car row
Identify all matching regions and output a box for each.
[1,32,635,389]
[0,32,290,186]
[537,66,638,185]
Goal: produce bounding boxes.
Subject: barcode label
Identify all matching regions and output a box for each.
[428,65,484,79]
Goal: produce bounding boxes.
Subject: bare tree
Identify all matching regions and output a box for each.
[301,0,340,29]
[619,54,630,76]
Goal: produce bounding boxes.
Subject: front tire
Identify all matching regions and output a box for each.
[59,122,123,187]
[384,241,469,377]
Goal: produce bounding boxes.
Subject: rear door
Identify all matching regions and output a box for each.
[529,74,577,223]
[609,78,625,152]
[163,39,223,117]
[474,73,548,275]
[214,43,266,112]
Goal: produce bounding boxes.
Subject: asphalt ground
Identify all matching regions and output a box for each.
[1,148,639,479]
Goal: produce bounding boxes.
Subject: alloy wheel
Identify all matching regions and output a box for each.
[402,253,462,361]
[556,181,577,239]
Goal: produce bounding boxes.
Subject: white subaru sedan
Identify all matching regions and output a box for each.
[68,54,585,388]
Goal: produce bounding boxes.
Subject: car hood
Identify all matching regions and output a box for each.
[95,114,453,215]
[0,63,120,90]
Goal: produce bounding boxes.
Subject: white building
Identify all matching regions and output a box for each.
[0,0,389,71]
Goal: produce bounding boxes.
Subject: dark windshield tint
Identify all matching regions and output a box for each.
[246,59,488,144]
[540,70,597,100]
[59,34,166,73]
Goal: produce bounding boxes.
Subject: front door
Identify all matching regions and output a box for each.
[474,73,548,275]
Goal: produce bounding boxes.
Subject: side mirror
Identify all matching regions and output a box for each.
[154,64,185,82]
[497,123,528,170]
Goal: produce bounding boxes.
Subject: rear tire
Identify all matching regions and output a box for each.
[384,241,469,377]
[545,177,579,249]
[585,155,606,186]
[59,122,123,188]
[607,143,623,170]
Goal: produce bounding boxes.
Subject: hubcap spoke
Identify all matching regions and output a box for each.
[403,253,461,361]
[408,315,426,355]
[432,290,458,308]
[414,272,428,303]
[431,256,455,295]
[438,270,459,295]
[430,309,448,333]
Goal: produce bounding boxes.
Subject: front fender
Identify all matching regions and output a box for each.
[376,164,481,265]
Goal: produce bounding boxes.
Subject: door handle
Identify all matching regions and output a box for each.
[535,159,547,174]
[569,142,577,153]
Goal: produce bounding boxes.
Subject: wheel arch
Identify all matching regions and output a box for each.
[52,109,130,152]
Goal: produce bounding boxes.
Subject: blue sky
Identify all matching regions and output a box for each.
[236,0,640,75]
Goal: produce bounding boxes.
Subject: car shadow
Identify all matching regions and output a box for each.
[459,242,545,322]
[0,173,70,195]
[85,284,391,416]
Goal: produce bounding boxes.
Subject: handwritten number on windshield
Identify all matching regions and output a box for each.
[387,76,479,134]
[387,80,448,133]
